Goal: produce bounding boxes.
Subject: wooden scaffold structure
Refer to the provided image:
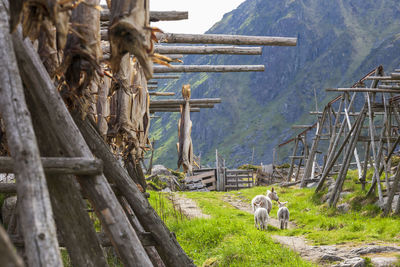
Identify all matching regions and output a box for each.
[0,0,297,266]
[281,65,400,216]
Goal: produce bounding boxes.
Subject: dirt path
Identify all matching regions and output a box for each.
[221,192,400,266]
[170,193,211,219]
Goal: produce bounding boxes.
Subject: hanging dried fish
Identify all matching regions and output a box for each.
[10,0,74,49]
[109,0,153,79]
[59,0,102,109]
[177,84,194,174]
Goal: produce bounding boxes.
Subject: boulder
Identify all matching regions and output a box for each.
[371,256,399,267]
[337,203,351,214]
[350,246,400,255]
[319,254,344,262]
[333,257,365,267]
[151,165,172,176]
[1,196,17,226]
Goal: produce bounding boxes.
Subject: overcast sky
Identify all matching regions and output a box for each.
[101,0,246,34]
[150,0,246,33]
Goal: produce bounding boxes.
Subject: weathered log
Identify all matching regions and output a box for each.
[382,161,400,216]
[365,76,393,80]
[101,8,188,22]
[0,157,103,175]
[109,0,153,79]
[73,115,195,267]
[148,81,158,85]
[326,88,400,93]
[12,31,153,267]
[154,45,262,55]
[10,232,156,247]
[153,65,265,73]
[391,73,400,79]
[150,103,215,108]
[379,85,400,89]
[96,76,111,138]
[37,19,59,79]
[0,183,17,193]
[149,92,175,96]
[156,33,297,46]
[0,5,62,266]
[150,108,201,113]
[151,75,180,79]
[0,225,24,267]
[150,98,221,105]
[148,85,158,90]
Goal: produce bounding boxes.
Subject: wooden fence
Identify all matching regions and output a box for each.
[225,169,254,190]
[184,168,217,191]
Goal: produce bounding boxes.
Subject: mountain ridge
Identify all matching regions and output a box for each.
[150,0,400,169]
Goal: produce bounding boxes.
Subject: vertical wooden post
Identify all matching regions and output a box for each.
[301,108,327,187]
[0,225,24,267]
[215,149,220,191]
[361,141,370,190]
[382,161,400,216]
[0,5,62,266]
[286,137,299,182]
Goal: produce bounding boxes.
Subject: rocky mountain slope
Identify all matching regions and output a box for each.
[150,0,400,168]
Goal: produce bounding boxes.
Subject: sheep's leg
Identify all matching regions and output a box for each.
[280,220,284,230]
[254,218,258,229]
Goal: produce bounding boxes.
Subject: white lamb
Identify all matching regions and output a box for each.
[251,187,279,214]
[277,201,290,230]
[254,202,269,230]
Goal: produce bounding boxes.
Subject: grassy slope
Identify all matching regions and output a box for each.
[148,170,400,266]
[149,191,313,266]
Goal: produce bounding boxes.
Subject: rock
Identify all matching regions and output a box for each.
[307,182,318,188]
[2,196,17,226]
[151,165,172,176]
[333,257,365,267]
[350,246,400,255]
[162,187,172,192]
[371,256,399,267]
[337,203,351,213]
[319,254,344,262]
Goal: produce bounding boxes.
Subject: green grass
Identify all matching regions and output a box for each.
[238,179,400,246]
[148,191,314,266]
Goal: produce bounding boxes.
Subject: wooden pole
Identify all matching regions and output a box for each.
[153,65,265,73]
[326,88,400,93]
[149,92,175,96]
[156,33,297,46]
[154,45,262,55]
[0,225,24,267]
[151,75,180,79]
[0,157,102,175]
[150,98,221,105]
[12,31,153,267]
[0,6,63,266]
[150,108,201,113]
[73,115,195,266]
[286,138,299,182]
[101,9,188,22]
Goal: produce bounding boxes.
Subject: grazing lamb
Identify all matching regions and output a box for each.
[254,202,269,230]
[251,187,279,214]
[277,201,290,230]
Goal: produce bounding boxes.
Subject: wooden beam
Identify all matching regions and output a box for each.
[0,226,24,267]
[154,45,262,55]
[101,9,188,22]
[391,73,400,79]
[150,98,221,105]
[326,88,400,93]
[379,85,400,90]
[73,115,196,266]
[12,30,153,267]
[151,75,180,79]
[148,85,158,90]
[151,103,215,108]
[155,33,297,46]
[149,92,175,96]
[0,5,63,266]
[154,65,265,73]
[150,108,201,113]
[365,76,392,80]
[148,81,158,85]
[0,157,103,175]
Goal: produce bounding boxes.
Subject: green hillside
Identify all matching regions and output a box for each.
[150,0,400,169]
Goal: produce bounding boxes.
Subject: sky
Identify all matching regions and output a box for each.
[150,0,246,33]
[101,0,246,34]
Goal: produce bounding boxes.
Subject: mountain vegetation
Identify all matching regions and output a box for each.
[150,0,400,168]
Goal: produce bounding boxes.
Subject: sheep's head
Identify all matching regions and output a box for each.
[254,201,262,210]
[267,187,279,201]
[278,201,288,208]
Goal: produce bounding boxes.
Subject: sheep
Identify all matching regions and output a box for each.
[277,201,290,229]
[251,187,279,214]
[254,202,269,230]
